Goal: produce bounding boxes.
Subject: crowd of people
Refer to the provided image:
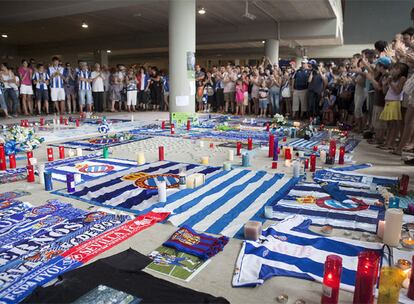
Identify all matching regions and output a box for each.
[0,26,414,164]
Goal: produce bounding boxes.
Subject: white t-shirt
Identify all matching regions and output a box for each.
[91,71,105,92]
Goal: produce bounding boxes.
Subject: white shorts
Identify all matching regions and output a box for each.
[20,84,33,95]
[127,90,137,106]
[50,88,65,101]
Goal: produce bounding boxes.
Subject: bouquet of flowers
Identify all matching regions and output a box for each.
[0,126,44,155]
[272,114,287,127]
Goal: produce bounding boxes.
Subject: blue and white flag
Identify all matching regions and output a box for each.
[233,215,383,291]
[153,169,295,238]
[0,201,32,219]
[47,158,137,183]
[313,169,398,188]
[265,182,385,232]
[54,161,222,214]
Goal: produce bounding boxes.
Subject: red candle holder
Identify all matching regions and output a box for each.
[313,145,318,152]
[59,146,65,159]
[408,256,414,299]
[47,148,54,161]
[158,146,164,161]
[170,123,175,135]
[399,174,409,196]
[353,251,380,304]
[27,165,35,182]
[26,151,33,165]
[0,145,6,171]
[187,119,191,131]
[304,159,309,170]
[60,116,63,124]
[75,119,80,127]
[321,255,343,304]
[283,136,287,142]
[310,154,316,172]
[266,122,270,132]
[272,161,277,169]
[284,148,292,160]
[40,118,44,126]
[338,147,345,165]
[247,137,253,150]
[9,154,16,169]
[161,121,165,129]
[236,142,242,156]
[210,143,214,149]
[268,134,275,158]
[64,118,68,125]
[329,140,336,158]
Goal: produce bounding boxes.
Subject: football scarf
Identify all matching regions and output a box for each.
[163,225,229,260]
[0,191,30,202]
[233,215,383,291]
[0,211,169,303]
[0,201,32,220]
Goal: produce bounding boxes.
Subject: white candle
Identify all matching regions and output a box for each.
[377,220,385,239]
[29,157,37,165]
[68,149,75,157]
[137,152,145,165]
[201,156,209,165]
[76,148,83,156]
[320,150,327,163]
[199,141,204,147]
[228,150,234,161]
[186,173,206,189]
[157,181,167,203]
[285,159,291,167]
[74,173,82,185]
[383,209,403,246]
[292,160,300,178]
[37,164,45,185]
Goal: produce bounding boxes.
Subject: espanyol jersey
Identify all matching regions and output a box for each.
[32,72,50,90]
[48,66,64,88]
[78,70,92,90]
[232,215,383,292]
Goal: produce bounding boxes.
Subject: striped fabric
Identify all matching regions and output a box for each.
[32,72,50,90]
[54,161,222,214]
[49,134,151,151]
[77,70,92,91]
[48,66,64,88]
[233,215,383,291]
[265,182,385,232]
[47,158,137,183]
[313,169,398,188]
[153,169,295,238]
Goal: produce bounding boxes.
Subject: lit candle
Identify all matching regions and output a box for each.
[47,148,54,161]
[329,139,336,158]
[338,146,345,165]
[383,209,403,247]
[268,134,275,158]
[401,237,414,249]
[310,154,316,172]
[247,137,253,150]
[26,151,33,165]
[170,123,175,135]
[353,251,380,304]
[27,165,35,183]
[8,154,16,169]
[273,138,279,161]
[236,142,242,156]
[377,220,385,239]
[201,156,209,165]
[407,256,414,299]
[159,146,164,161]
[59,146,65,159]
[321,255,343,304]
[137,152,146,165]
[0,145,6,171]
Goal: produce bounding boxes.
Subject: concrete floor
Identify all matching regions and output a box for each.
[1,111,413,304]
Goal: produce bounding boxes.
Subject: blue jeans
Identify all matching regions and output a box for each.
[79,89,93,105]
[269,87,280,115]
[4,88,19,115]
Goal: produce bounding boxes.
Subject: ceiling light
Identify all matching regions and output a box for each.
[106,50,111,53]
[262,40,265,44]
[1,34,8,38]
[198,7,206,15]
[81,21,88,29]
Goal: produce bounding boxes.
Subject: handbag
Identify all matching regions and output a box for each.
[281,84,291,98]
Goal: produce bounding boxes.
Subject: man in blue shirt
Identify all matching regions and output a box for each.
[292,59,310,119]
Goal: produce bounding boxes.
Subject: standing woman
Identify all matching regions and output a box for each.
[18,59,33,115]
[241,71,250,115]
[149,68,163,111]
[0,63,19,117]
[205,71,215,113]
[91,63,105,113]
[126,68,138,112]
[109,67,121,112]
[268,68,282,115]
[136,66,150,111]
[63,63,77,114]
[250,70,260,116]
[281,69,293,117]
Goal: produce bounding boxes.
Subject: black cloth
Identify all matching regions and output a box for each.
[24,248,229,304]
[92,91,104,112]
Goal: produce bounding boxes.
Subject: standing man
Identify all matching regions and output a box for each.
[307,59,326,119]
[77,62,93,114]
[91,63,105,113]
[48,56,65,114]
[292,59,310,119]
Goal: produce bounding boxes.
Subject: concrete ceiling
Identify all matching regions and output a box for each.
[0,0,343,60]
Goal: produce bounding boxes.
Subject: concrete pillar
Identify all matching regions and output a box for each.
[94,50,109,66]
[169,0,196,115]
[265,39,279,66]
